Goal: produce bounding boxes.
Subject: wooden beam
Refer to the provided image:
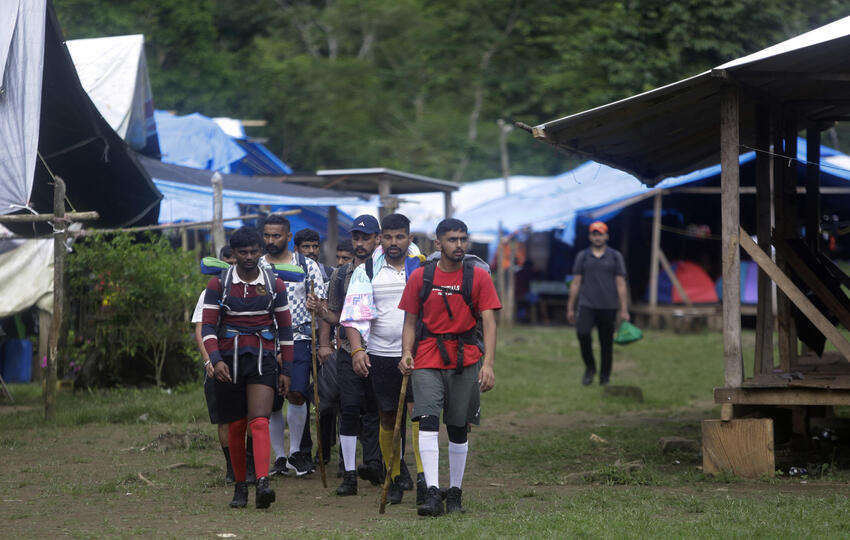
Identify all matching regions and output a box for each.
[669,187,850,195]
[772,234,850,332]
[739,228,850,360]
[211,172,225,257]
[0,211,99,223]
[755,105,774,376]
[648,191,661,327]
[46,178,66,420]
[734,70,850,81]
[657,249,692,306]
[83,210,301,235]
[721,85,743,388]
[784,116,799,364]
[715,386,850,406]
[806,123,821,251]
[773,110,793,372]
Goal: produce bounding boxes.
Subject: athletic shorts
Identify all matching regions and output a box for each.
[203,371,220,425]
[215,352,279,424]
[273,340,312,411]
[338,349,377,417]
[411,363,480,427]
[369,354,413,413]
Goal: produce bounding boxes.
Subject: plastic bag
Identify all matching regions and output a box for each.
[614,320,643,345]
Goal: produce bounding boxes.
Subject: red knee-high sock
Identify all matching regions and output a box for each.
[249,417,271,479]
[229,418,248,482]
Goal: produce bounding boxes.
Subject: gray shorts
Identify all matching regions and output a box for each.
[411,363,481,427]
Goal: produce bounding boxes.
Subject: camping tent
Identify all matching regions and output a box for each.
[0,0,161,232]
[648,260,719,305]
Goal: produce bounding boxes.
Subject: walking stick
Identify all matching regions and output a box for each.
[379,371,409,514]
[309,281,327,488]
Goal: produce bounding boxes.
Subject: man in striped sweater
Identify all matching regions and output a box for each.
[202,227,294,509]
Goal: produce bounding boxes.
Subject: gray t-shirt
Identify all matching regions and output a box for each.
[572,247,626,310]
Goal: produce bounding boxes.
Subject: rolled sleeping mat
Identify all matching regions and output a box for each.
[200,257,306,282]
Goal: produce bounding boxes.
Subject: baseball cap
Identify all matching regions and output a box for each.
[589,221,608,234]
[349,214,380,234]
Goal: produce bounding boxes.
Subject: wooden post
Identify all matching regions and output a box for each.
[378,179,392,220]
[497,223,506,325]
[443,191,453,219]
[325,206,339,266]
[498,118,513,196]
[37,309,50,383]
[720,85,743,388]
[505,238,517,328]
[658,249,692,306]
[648,191,662,327]
[773,109,793,372]
[783,117,799,365]
[754,105,774,375]
[211,172,225,257]
[46,177,66,419]
[806,123,821,252]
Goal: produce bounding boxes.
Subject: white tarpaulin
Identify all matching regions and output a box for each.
[0,237,54,317]
[66,34,158,153]
[0,0,46,216]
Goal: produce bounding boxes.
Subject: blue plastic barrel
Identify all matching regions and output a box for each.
[2,339,33,383]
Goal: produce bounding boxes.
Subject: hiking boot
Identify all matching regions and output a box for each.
[270,457,288,477]
[225,462,235,485]
[599,377,610,386]
[255,476,276,509]
[336,471,358,496]
[417,486,445,517]
[229,482,248,508]
[398,460,413,491]
[415,473,427,505]
[287,452,312,477]
[582,369,595,386]
[388,477,404,505]
[446,487,464,514]
[358,462,384,486]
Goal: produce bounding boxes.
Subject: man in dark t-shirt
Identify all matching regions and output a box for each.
[567,221,629,386]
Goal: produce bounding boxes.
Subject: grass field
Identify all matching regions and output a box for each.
[2,326,850,539]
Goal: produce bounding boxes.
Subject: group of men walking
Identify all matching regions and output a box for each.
[196,212,501,517]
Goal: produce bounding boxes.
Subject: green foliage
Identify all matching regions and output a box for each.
[65,233,205,387]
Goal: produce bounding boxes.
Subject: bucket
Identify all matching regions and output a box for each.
[2,339,33,382]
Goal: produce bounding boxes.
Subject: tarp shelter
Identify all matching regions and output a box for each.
[0,0,161,232]
[154,110,246,173]
[65,34,159,155]
[213,117,293,176]
[0,235,54,317]
[140,156,370,235]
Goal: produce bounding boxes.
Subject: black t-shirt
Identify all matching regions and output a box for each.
[572,247,626,310]
[328,263,355,352]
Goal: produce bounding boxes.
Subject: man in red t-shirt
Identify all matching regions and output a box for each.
[398,218,501,516]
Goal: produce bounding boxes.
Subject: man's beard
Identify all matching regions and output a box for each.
[265,243,283,255]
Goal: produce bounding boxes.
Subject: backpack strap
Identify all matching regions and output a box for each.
[219,266,235,310]
[365,257,374,281]
[333,263,350,306]
[419,260,437,305]
[295,252,310,275]
[460,258,477,317]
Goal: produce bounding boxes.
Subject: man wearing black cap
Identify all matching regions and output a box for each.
[567,221,630,386]
[313,215,384,495]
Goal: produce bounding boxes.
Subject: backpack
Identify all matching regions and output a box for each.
[413,256,485,373]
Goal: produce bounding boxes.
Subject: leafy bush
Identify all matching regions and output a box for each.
[65,233,206,387]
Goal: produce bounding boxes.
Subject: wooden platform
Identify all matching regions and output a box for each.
[631,303,757,331]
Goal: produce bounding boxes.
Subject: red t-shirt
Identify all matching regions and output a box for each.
[399,264,501,370]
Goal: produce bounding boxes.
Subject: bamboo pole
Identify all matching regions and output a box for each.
[0,211,98,223]
[83,210,301,235]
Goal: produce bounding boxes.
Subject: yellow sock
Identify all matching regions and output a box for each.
[379,425,402,479]
[411,420,423,474]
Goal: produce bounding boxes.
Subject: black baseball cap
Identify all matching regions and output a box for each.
[349,215,380,234]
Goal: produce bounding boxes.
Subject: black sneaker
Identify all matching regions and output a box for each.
[446,487,464,514]
[255,476,276,509]
[270,457,288,477]
[398,460,413,491]
[388,477,404,504]
[287,452,312,477]
[358,462,384,486]
[336,471,357,496]
[582,369,595,386]
[415,473,427,505]
[417,486,445,517]
[229,482,248,508]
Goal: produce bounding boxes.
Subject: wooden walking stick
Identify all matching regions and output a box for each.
[379,370,409,513]
[309,281,327,488]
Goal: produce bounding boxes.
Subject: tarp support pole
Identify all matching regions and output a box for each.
[211,172,225,257]
[721,85,743,388]
[648,191,661,327]
[443,191,453,219]
[325,206,339,266]
[46,177,66,419]
[774,109,798,371]
[754,104,774,375]
[378,179,392,220]
[806,123,821,251]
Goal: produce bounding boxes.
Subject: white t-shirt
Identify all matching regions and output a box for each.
[367,262,407,356]
[191,291,205,323]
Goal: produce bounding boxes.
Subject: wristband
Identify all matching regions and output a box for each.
[204,360,211,367]
[351,347,365,356]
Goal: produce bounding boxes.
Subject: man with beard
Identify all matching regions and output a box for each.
[294,228,331,283]
[260,215,327,477]
[315,215,384,495]
[343,213,423,505]
[566,221,629,386]
[202,227,293,508]
[398,218,501,516]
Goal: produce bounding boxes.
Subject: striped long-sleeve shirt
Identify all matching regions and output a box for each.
[201,270,294,370]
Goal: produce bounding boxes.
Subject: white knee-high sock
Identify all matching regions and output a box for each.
[287,403,307,456]
[419,430,440,488]
[340,435,357,472]
[269,409,287,459]
[448,441,468,489]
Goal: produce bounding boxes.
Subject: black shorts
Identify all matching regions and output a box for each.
[215,352,279,424]
[369,354,413,413]
[338,349,377,415]
[203,372,220,425]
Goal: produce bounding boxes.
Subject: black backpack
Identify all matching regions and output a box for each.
[413,257,484,373]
